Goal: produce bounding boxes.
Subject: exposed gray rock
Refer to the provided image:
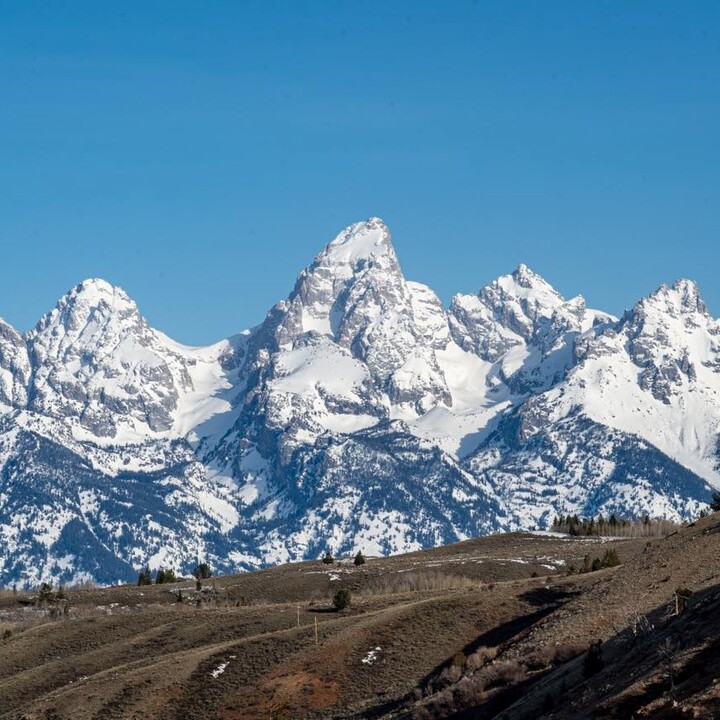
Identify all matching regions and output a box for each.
[0,219,718,588]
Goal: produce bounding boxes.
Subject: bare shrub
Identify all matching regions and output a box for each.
[67,579,97,590]
[425,690,454,718]
[439,663,463,686]
[479,660,526,690]
[364,570,476,596]
[411,709,433,720]
[552,642,586,665]
[466,645,497,672]
[524,653,546,671]
[453,676,484,706]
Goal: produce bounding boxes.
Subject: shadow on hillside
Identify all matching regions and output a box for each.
[349,596,572,720]
[518,585,581,608]
[493,581,720,720]
[593,584,720,719]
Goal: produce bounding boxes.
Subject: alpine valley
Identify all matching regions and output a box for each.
[1,218,718,587]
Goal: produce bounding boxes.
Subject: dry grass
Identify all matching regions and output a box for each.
[3,523,716,720]
[362,569,479,596]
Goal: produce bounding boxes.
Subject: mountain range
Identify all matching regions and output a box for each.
[1,217,718,587]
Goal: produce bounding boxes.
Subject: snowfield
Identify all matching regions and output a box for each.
[0,217,717,586]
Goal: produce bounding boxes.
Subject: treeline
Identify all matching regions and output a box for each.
[551,513,680,538]
[137,562,211,586]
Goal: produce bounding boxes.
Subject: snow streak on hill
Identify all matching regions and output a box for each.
[0,218,717,586]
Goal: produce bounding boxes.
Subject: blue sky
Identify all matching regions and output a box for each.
[1,2,718,344]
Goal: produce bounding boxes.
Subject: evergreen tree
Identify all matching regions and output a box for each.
[137,567,152,586]
[710,491,720,512]
[38,582,55,603]
[333,587,351,611]
[156,568,176,584]
[192,562,212,579]
[353,551,366,566]
[322,551,334,565]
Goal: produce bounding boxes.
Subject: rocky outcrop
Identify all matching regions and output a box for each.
[0,218,717,587]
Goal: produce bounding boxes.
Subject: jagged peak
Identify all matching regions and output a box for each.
[483,264,567,310]
[671,278,704,308]
[636,278,708,317]
[67,278,135,307]
[322,217,395,266]
[28,278,143,341]
[512,262,537,283]
[0,315,21,336]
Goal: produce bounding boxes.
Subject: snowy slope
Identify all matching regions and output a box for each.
[25,279,243,444]
[517,279,720,484]
[0,317,29,410]
[0,217,717,587]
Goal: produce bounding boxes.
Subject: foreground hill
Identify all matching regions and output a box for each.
[4,521,720,719]
[1,217,719,586]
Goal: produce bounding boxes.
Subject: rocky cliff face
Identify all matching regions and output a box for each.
[0,318,29,409]
[0,218,717,587]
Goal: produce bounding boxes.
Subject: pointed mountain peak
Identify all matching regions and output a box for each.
[278,217,405,339]
[512,263,536,282]
[55,278,139,317]
[65,278,137,311]
[29,279,143,344]
[639,278,707,317]
[487,264,566,310]
[671,278,705,311]
[323,217,395,266]
[0,314,22,339]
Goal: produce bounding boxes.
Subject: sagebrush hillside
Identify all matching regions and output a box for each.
[3,520,720,720]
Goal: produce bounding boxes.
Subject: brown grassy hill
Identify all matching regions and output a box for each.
[1,523,716,720]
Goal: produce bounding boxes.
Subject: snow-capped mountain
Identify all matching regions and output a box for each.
[0,218,717,587]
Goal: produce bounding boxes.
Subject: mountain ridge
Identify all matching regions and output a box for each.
[0,217,717,587]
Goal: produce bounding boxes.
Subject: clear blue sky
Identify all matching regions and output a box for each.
[1,2,718,344]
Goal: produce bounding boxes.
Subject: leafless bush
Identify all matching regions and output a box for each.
[65,579,97,590]
[411,709,433,720]
[551,514,681,539]
[479,660,526,690]
[466,645,497,672]
[658,637,680,693]
[552,642,586,665]
[452,676,485,706]
[364,570,477,596]
[438,663,464,686]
